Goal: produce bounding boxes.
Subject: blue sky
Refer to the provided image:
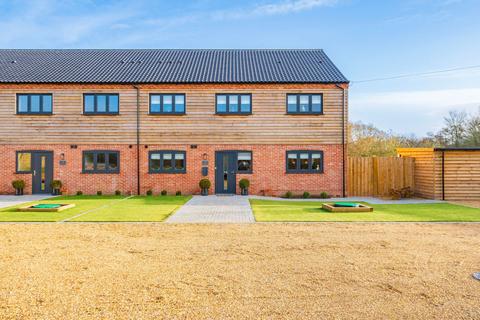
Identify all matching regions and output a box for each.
[1,0,479,136]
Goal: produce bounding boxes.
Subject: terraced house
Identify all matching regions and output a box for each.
[0,49,349,196]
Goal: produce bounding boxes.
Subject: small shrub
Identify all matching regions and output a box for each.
[12,179,26,190]
[320,192,329,199]
[146,190,153,196]
[284,191,293,198]
[76,191,83,196]
[176,191,182,196]
[50,180,62,190]
[161,190,167,196]
[199,179,211,189]
[97,191,102,196]
[115,190,121,196]
[239,178,250,190]
[302,191,310,199]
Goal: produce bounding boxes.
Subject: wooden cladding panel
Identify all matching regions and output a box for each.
[435,151,480,200]
[396,148,435,199]
[0,84,346,145]
[347,156,414,197]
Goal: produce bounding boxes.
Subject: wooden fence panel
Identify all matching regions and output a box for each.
[348,157,415,197]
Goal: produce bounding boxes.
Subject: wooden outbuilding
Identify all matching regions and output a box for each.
[397,147,480,200]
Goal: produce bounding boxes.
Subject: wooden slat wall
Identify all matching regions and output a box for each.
[0,83,347,145]
[347,156,415,197]
[396,148,435,199]
[434,151,480,200]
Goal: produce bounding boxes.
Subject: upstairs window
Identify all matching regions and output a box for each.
[287,94,323,114]
[17,94,52,115]
[83,151,119,173]
[84,94,119,115]
[216,94,251,114]
[149,151,186,173]
[149,94,185,114]
[286,151,323,173]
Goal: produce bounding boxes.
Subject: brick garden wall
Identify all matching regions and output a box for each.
[0,144,343,197]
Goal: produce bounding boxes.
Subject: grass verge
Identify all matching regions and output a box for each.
[0,195,191,222]
[250,199,480,222]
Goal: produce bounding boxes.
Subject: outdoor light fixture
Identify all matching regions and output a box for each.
[60,153,65,160]
[202,153,208,160]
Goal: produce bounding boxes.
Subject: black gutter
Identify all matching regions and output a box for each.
[441,151,445,201]
[133,85,140,195]
[336,84,347,197]
[434,147,480,151]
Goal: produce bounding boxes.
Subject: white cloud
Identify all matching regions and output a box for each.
[212,0,338,20]
[253,0,339,15]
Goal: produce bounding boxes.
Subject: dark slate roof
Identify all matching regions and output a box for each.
[0,49,348,84]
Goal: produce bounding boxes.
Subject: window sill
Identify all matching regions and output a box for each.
[83,113,120,116]
[82,171,120,174]
[148,171,186,174]
[148,113,186,116]
[286,171,324,174]
[285,113,323,116]
[16,113,53,116]
[216,113,252,116]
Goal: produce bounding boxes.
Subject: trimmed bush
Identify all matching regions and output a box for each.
[284,191,293,198]
[115,190,121,196]
[320,192,329,199]
[97,191,102,196]
[199,179,211,189]
[302,191,310,199]
[146,190,153,196]
[239,179,250,190]
[176,191,181,196]
[76,191,83,196]
[50,180,62,190]
[161,190,167,196]
[12,179,26,190]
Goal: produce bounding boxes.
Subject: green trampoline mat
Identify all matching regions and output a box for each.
[333,202,359,208]
[31,204,62,209]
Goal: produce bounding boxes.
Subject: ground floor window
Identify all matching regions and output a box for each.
[237,151,252,173]
[286,151,323,173]
[149,151,186,173]
[83,151,119,173]
[16,151,32,173]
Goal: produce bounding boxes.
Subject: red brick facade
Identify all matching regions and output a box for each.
[1,144,344,197]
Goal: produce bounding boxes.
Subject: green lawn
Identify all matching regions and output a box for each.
[250,199,480,222]
[0,195,191,222]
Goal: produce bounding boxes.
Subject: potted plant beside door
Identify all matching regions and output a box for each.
[12,179,25,196]
[50,180,63,195]
[199,178,211,196]
[239,178,250,196]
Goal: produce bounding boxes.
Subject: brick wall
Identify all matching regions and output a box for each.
[0,144,344,197]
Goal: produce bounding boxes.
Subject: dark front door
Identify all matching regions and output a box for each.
[215,151,236,194]
[32,152,53,194]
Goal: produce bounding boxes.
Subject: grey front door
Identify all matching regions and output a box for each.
[32,152,53,194]
[215,151,236,194]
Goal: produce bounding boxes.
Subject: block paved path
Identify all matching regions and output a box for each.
[166,195,255,223]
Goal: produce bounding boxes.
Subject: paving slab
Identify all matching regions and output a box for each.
[166,195,255,223]
[0,195,55,209]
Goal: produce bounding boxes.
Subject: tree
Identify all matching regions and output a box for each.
[440,110,468,146]
[464,107,480,146]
